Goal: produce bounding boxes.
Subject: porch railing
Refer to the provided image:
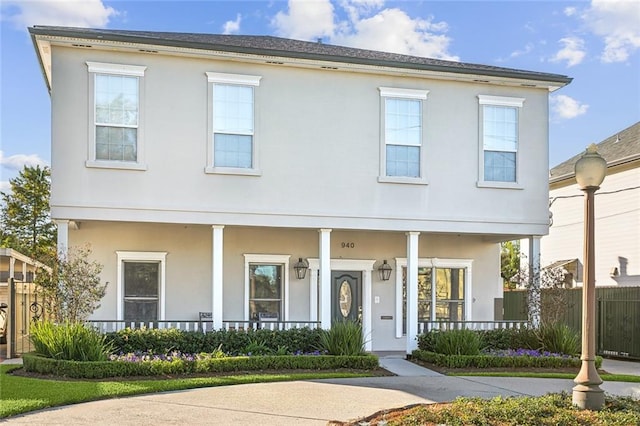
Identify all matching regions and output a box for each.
[419,320,530,334]
[85,319,321,333]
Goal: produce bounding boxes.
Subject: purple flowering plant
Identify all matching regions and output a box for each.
[482,348,573,359]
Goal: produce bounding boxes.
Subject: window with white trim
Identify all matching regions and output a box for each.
[87,62,147,170]
[478,95,524,185]
[116,251,166,321]
[206,72,261,175]
[395,258,472,337]
[244,254,290,321]
[379,87,429,184]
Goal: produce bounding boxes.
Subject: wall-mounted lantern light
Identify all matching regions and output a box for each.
[293,258,309,280]
[378,260,392,281]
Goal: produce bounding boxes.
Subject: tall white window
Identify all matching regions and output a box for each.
[379,87,429,184]
[116,251,166,321]
[478,95,524,185]
[244,254,290,321]
[395,258,472,337]
[87,62,146,170]
[206,72,261,175]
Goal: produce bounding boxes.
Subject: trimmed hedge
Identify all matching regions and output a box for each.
[22,353,379,379]
[412,349,603,369]
[417,327,560,354]
[104,327,324,355]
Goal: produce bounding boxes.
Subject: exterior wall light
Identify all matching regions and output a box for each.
[378,260,392,281]
[572,143,607,411]
[293,258,309,280]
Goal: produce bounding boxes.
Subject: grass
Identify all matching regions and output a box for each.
[0,364,372,419]
[450,371,640,382]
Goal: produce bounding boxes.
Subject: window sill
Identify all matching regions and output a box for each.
[476,180,523,190]
[86,160,147,171]
[205,166,262,176]
[378,176,429,185]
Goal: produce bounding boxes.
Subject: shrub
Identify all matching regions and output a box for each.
[31,321,113,361]
[417,330,438,351]
[478,328,538,351]
[412,349,602,370]
[536,322,580,356]
[104,327,324,355]
[433,329,481,356]
[318,320,366,356]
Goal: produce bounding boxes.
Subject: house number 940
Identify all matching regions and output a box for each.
[341,242,355,248]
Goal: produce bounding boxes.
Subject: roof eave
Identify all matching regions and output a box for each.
[28,26,572,89]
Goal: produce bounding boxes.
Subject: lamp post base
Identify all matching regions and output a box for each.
[572,384,604,410]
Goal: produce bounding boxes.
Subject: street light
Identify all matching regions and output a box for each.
[572,144,607,410]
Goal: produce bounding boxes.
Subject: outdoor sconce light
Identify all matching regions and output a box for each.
[378,260,392,281]
[293,258,309,280]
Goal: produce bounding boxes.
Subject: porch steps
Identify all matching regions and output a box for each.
[375,352,443,377]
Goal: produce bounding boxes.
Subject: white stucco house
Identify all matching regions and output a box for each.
[29,26,571,353]
[542,121,640,287]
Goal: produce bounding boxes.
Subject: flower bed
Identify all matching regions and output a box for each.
[22,352,380,379]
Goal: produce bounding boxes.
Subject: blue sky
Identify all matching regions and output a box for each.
[1,0,639,191]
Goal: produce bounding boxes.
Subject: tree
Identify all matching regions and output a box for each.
[1,165,56,263]
[514,258,572,325]
[36,245,106,323]
[500,241,520,290]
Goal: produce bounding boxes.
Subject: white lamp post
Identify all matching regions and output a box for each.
[572,144,607,410]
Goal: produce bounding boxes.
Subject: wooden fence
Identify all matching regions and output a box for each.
[504,286,640,360]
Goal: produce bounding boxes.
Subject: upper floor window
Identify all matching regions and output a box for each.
[206,72,262,175]
[86,62,147,170]
[378,87,429,184]
[478,95,524,187]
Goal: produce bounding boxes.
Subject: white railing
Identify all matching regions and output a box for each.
[419,320,530,334]
[221,320,321,331]
[86,319,321,333]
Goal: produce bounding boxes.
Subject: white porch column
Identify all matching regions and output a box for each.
[362,268,372,352]
[528,236,541,327]
[309,266,318,322]
[212,225,224,330]
[406,231,420,354]
[319,229,332,329]
[55,220,69,257]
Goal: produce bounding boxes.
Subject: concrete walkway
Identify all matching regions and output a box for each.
[1,355,638,425]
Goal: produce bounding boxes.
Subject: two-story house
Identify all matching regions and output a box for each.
[542,121,640,287]
[29,26,571,353]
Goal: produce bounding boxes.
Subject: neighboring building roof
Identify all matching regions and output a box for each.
[29,26,571,90]
[549,121,640,184]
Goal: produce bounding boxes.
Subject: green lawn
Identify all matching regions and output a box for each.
[0,365,371,419]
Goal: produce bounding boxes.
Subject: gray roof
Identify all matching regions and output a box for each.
[29,26,571,85]
[550,121,640,183]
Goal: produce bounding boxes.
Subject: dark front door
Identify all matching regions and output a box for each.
[331,271,362,323]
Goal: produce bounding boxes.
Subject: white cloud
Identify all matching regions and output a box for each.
[272,0,458,61]
[2,0,118,28]
[272,0,335,40]
[550,95,589,119]
[0,181,10,194]
[222,13,242,35]
[564,6,577,17]
[551,37,586,67]
[583,0,640,63]
[510,43,534,59]
[0,151,48,171]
